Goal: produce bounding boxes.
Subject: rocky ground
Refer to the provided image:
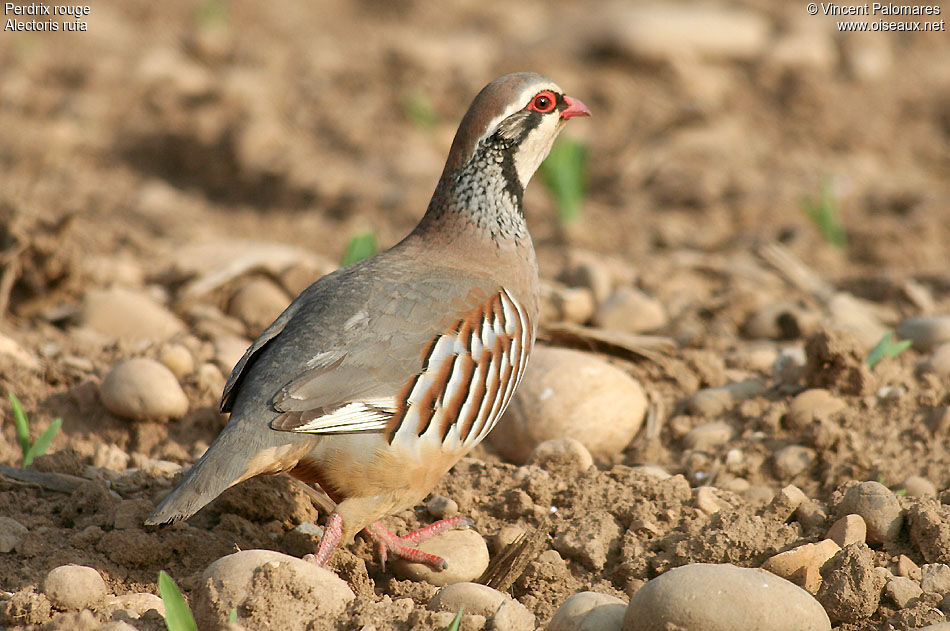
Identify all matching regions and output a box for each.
[1,0,949,630]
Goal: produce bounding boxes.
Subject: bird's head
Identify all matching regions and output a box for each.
[441,72,591,191]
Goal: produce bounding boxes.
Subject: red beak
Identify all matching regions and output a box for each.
[560,95,591,120]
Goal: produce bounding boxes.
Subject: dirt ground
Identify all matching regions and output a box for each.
[1,0,949,629]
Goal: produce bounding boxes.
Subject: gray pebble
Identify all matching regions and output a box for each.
[0,516,28,553]
[43,564,109,610]
[426,495,460,519]
[837,481,903,545]
[688,379,766,417]
[897,315,950,351]
[100,358,189,421]
[885,575,922,608]
[622,563,830,630]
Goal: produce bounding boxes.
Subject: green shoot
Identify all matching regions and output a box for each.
[158,571,197,631]
[801,178,846,249]
[8,393,62,468]
[866,331,912,369]
[538,137,589,225]
[404,92,438,131]
[228,608,238,623]
[445,607,464,631]
[195,0,229,29]
[340,232,378,267]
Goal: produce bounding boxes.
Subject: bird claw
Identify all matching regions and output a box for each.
[365,515,474,571]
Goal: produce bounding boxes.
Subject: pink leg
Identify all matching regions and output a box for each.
[364,515,473,571]
[303,512,343,567]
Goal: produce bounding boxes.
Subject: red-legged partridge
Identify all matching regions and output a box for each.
[146,72,590,569]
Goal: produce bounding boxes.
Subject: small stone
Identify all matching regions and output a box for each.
[558,256,613,305]
[79,287,185,342]
[762,539,841,594]
[43,564,109,610]
[901,475,937,499]
[93,444,130,471]
[787,389,846,430]
[106,592,166,617]
[694,486,730,515]
[213,335,251,374]
[919,343,950,377]
[826,514,867,548]
[688,379,766,416]
[683,422,733,451]
[100,358,189,421]
[0,516,28,553]
[554,513,623,571]
[897,315,950,351]
[548,285,596,324]
[593,287,667,333]
[426,495,459,519]
[195,549,353,628]
[795,499,830,534]
[547,591,626,631]
[622,563,830,631]
[392,529,489,586]
[429,582,507,617]
[897,555,921,581]
[886,575,923,608]
[491,346,646,464]
[526,437,594,475]
[491,525,527,555]
[774,346,808,384]
[837,481,903,545]
[816,543,885,624]
[766,484,808,522]
[490,598,535,631]
[228,277,290,334]
[158,343,195,379]
[921,564,950,595]
[773,445,816,479]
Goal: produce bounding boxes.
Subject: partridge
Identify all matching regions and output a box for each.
[145,72,590,569]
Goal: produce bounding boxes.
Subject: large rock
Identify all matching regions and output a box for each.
[490,346,646,463]
[622,563,830,630]
[42,564,108,611]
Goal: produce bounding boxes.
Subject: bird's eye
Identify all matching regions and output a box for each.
[529,91,557,113]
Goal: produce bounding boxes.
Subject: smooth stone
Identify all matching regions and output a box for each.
[773,445,816,479]
[80,287,185,342]
[604,4,770,62]
[429,582,507,617]
[694,487,730,515]
[488,598,536,631]
[622,563,830,631]
[902,475,938,498]
[826,514,867,548]
[42,564,108,610]
[158,343,195,379]
[426,495,459,519]
[491,346,646,464]
[213,335,251,374]
[767,484,808,521]
[548,591,626,631]
[558,256,613,305]
[762,539,841,594]
[100,358,189,421]
[885,575,922,608]
[787,389,846,430]
[897,554,921,580]
[195,549,353,628]
[392,529,489,586]
[920,343,950,376]
[526,437,594,475]
[682,422,733,451]
[593,287,667,334]
[228,277,290,333]
[545,283,596,325]
[688,379,766,416]
[897,315,950,351]
[837,481,903,545]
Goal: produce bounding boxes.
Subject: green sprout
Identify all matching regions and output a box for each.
[158,571,197,631]
[538,137,589,225]
[801,178,846,249]
[866,331,912,369]
[340,231,378,267]
[8,393,62,468]
[445,607,464,631]
[404,92,439,131]
[195,0,229,29]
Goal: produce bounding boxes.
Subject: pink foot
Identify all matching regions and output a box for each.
[303,512,343,567]
[364,515,473,571]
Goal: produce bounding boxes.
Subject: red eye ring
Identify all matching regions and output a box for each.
[529,90,557,114]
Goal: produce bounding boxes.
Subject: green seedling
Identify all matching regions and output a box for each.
[8,393,62,468]
[404,92,439,131]
[341,231,378,267]
[445,607,464,631]
[158,571,197,631]
[866,331,912,369]
[195,0,229,29]
[801,178,846,249]
[538,137,589,225]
